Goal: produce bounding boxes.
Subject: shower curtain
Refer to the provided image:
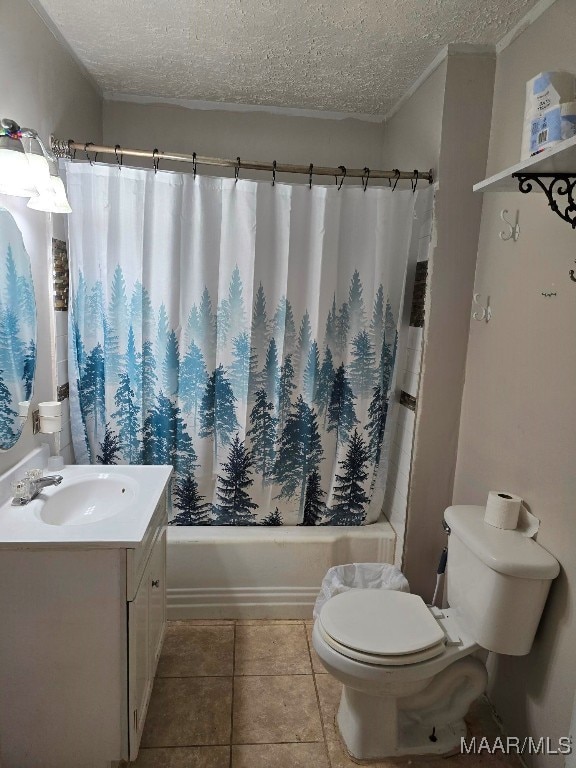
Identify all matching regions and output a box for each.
[64,161,419,526]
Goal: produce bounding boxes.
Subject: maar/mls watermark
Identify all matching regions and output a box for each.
[461,736,573,755]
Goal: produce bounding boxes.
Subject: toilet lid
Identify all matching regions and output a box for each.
[319,589,446,657]
[317,620,446,666]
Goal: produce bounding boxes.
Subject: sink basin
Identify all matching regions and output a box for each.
[0,459,172,547]
[39,473,138,526]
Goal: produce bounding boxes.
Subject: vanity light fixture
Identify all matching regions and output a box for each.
[0,118,72,213]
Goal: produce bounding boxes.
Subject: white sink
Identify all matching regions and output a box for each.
[0,460,173,548]
[38,473,138,526]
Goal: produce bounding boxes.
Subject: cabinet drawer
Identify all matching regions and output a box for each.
[126,493,168,601]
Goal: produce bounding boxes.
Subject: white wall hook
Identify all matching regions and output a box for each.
[472,293,491,322]
[499,209,520,242]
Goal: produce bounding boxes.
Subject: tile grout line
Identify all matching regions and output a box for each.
[157,674,238,678]
[139,737,326,751]
[305,619,333,768]
[157,672,319,678]
[229,619,237,767]
[139,742,231,749]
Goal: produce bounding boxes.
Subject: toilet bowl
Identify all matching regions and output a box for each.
[312,505,560,761]
[312,589,487,759]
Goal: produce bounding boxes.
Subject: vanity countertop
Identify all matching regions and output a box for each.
[0,464,172,549]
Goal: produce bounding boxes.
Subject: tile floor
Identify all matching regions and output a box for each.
[133,619,523,768]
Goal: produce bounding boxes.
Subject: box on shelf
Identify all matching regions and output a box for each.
[521,71,576,159]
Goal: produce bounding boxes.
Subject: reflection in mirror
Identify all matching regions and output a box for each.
[0,208,36,450]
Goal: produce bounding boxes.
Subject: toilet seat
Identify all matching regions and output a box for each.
[318,589,447,667]
[317,620,447,666]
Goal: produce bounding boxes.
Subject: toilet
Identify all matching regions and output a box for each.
[312,504,560,760]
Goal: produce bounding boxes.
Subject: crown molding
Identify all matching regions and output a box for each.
[496,0,560,53]
[104,92,386,124]
[385,0,560,122]
[384,44,495,122]
[26,0,102,96]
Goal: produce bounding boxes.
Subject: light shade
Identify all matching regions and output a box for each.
[0,135,36,197]
[20,135,51,193]
[27,155,72,214]
[28,176,72,214]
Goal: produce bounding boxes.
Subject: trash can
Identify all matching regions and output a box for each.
[313,562,410,620]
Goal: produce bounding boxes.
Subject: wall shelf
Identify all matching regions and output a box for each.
[474,136,576,228]
[473,135,576,193]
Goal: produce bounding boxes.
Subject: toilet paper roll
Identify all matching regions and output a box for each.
[484,491,522,530]
[38,401,62,417]
[18,401,30,417]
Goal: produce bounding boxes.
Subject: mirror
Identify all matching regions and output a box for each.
[0,208,36,449]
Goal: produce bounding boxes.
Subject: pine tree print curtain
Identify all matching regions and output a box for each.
[64,162,419,526]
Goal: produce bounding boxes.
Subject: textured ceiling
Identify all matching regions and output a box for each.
[36,0,540,116]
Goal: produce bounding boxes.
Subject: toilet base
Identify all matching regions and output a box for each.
[337,685,468,760]
[311,616,487,761]
[396,718,467,758]
[338,721,467,762]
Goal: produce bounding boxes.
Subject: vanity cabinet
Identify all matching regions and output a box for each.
[0,489,168,768]
[129,527,167,756]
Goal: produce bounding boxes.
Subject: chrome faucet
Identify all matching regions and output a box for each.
[11,472,63,506]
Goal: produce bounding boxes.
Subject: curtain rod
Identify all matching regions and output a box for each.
[51,138,434,186]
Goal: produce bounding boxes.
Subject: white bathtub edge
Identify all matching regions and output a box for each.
[167,518,396,620]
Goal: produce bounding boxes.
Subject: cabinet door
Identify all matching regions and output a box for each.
[128,529,167,761]
[148,529,166,677]
[128,573,150,759]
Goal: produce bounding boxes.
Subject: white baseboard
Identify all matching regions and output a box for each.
[167,586,319,620]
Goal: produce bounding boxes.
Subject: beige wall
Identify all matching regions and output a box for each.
[381,49,495,597]
[103,100,385,185]
[454,0,576,762]
[0,0,102,474]
[380,57,446,567]
[381,58,447,176]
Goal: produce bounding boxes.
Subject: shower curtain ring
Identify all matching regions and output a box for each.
[309,163,313,190]
[362,167,370,192]
[272,160,277,186]
[235,157,241,182]
[338,165,347,190]
[152,148,160,174]
[392,168,401,191]
[193,152,197,179]
[411,170,419,193]
[114,145,123,170]
[84,142,94,165]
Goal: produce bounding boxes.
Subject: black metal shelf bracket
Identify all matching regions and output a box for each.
[513,172,576,228]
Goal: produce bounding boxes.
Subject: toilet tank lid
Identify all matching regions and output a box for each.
[445,506,560,580]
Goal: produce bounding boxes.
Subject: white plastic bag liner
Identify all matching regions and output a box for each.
[313,563,410,620]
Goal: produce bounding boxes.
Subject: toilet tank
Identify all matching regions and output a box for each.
[444,505,559,656]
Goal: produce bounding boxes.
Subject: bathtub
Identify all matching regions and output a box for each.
[167,518,396,620]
